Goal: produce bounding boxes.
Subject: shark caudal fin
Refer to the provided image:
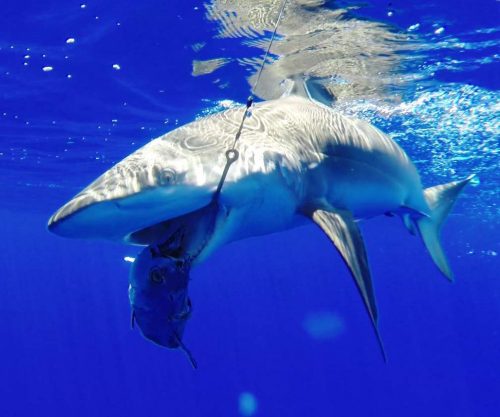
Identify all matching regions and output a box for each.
[416,175,474,281]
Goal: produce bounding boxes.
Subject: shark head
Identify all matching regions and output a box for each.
[47,132,217,241]
[128,245,192,349]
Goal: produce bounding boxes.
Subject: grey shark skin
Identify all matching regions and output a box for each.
[48,86,472,356]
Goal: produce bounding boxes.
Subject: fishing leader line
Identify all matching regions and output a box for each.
[212,0,289,201]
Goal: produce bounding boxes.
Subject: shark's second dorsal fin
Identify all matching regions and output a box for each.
[281,75,335,107]
[309,208,387,362]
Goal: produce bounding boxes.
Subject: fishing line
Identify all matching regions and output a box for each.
[213,0,289,201]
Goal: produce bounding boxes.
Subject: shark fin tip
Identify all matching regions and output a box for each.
[374,325,388,363]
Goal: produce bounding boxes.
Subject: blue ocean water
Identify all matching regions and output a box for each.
[0,1,499,416]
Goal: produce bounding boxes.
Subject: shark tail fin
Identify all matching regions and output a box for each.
[416,175,474,281]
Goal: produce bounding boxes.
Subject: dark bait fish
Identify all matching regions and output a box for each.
[128,201,220,368]
[129,246,197,368]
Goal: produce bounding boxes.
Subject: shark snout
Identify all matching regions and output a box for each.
[47,179,213,242]
[47,135,216,242]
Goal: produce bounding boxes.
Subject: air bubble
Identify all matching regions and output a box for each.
[238,392,257,416]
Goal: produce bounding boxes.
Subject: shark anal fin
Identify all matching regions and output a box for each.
[310,209,387,362]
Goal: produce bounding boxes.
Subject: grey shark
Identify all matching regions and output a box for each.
[48,81,472,356]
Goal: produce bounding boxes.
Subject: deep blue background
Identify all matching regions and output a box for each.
[0,1,499,416]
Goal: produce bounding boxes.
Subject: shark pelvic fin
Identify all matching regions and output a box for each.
[416,175,474,281]
[309,209,387,362]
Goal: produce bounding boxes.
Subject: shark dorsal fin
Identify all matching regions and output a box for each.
[281,75,335,107]
[309,208,387,361]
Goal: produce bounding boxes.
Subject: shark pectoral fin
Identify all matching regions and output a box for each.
[310,209,387,362]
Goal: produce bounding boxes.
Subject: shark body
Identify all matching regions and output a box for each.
[48,86,471,356]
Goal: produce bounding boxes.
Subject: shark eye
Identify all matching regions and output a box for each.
[160,168,176,185]
[150,267,164,284]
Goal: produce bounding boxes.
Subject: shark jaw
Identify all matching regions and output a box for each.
[47,185,213,241]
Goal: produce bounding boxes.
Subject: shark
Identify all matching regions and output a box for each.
[48,80,472,358]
